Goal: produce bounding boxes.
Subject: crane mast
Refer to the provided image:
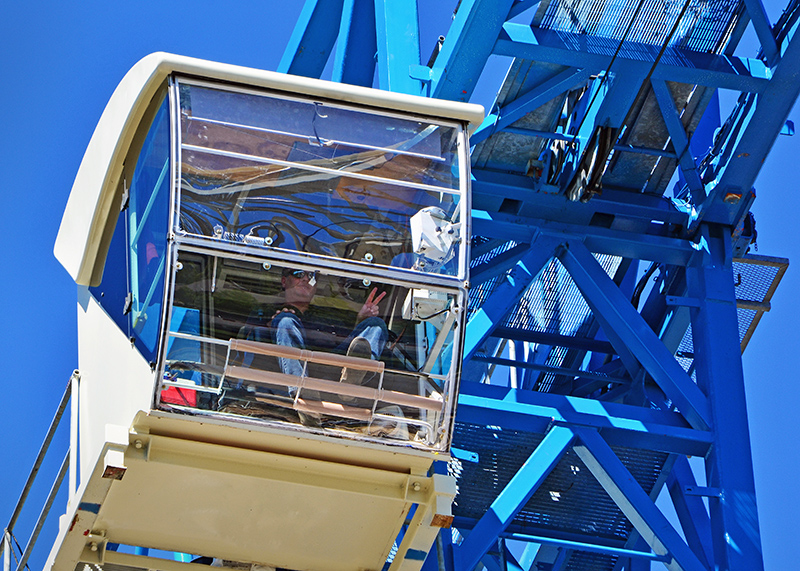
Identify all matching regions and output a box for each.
[3,1,798,570]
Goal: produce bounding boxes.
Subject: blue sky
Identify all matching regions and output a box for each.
[1,1,798,569]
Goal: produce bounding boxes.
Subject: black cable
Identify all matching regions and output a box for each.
[552,0,696,186]
[551,0,650,185]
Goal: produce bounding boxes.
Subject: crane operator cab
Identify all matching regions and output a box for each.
[48,53,483,571]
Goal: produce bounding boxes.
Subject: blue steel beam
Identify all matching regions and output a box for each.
[453,426,576,571]
[374,0,423,94]
[471,237,509,260]
[452,517,637,550]
[558,241,711,430]
[696,16,800,227]
[610,535,662,571]
[507,0,542,20]
[472,212,698,266]
[470,242,531,286]
[650,79,706,201]
[278,0,343,77]
[500,543,525,571]
[471,171,689,226]
[496,25,771,93]
[471,354,627,386]
[457,383,713,457]
[490,327,616,354]
[430,0,516,101]
[572,428,708,571]
[332,0,377,86]
[503,533,670,564]
[463,235,563,361]
[667,456,714,569]
[478,553,503,571]
[741,0,779,66]
[686,226,764,570]
[594,70,649,129]
[482,126,680,160]
[471,68,594,145]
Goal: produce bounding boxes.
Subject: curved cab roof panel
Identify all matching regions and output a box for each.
[54,51,485,285]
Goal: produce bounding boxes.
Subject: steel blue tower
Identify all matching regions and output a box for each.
[278,1,798,570]
[3,2,797,571]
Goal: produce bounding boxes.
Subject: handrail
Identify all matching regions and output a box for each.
[160,332,444,442]
[230,338,385,373]
[227,365,442,412]
[163,332,445,413]
[4,373,75,533]
[15,453,70,571]
[2,371,77,571]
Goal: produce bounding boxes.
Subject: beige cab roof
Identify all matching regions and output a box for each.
[54,51,484,286]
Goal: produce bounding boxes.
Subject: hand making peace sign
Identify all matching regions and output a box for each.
[357,287,387,322]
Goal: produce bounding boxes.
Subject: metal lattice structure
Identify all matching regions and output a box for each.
[2,1,797,571]
[276,0,797,570]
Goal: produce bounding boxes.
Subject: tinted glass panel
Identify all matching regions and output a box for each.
[89,94,170,363]
[128,96,171,359]
[89,209,129,336]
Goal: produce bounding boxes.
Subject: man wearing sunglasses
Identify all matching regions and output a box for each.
[231,267,406,438]
[273,268,388,387]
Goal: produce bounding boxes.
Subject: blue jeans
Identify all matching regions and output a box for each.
[270,313,388,382]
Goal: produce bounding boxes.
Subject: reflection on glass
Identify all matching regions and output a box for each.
[179,83,459,188]
[159,252,461,450]
[177,82,465,277]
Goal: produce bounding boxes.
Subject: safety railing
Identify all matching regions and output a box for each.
[161,332,448,447]
[2,372,78,571]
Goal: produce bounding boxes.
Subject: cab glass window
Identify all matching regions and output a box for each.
[158,251,463,451]
[176,81,466,277]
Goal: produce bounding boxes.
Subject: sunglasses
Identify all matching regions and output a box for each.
[288,270,317,280]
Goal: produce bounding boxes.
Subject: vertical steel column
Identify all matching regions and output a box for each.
[332,0,377,86]
[687,224,764,570]
[374,0,423,94]
[277,0,343,78]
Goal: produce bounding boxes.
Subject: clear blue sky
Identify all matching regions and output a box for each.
[1,2,798,569]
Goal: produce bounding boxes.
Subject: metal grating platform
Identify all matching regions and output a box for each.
[450,422,669,570]
[468,250,621,391]
[677,254,788,370]
[471,0,742,198]
[535,0,743,54]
